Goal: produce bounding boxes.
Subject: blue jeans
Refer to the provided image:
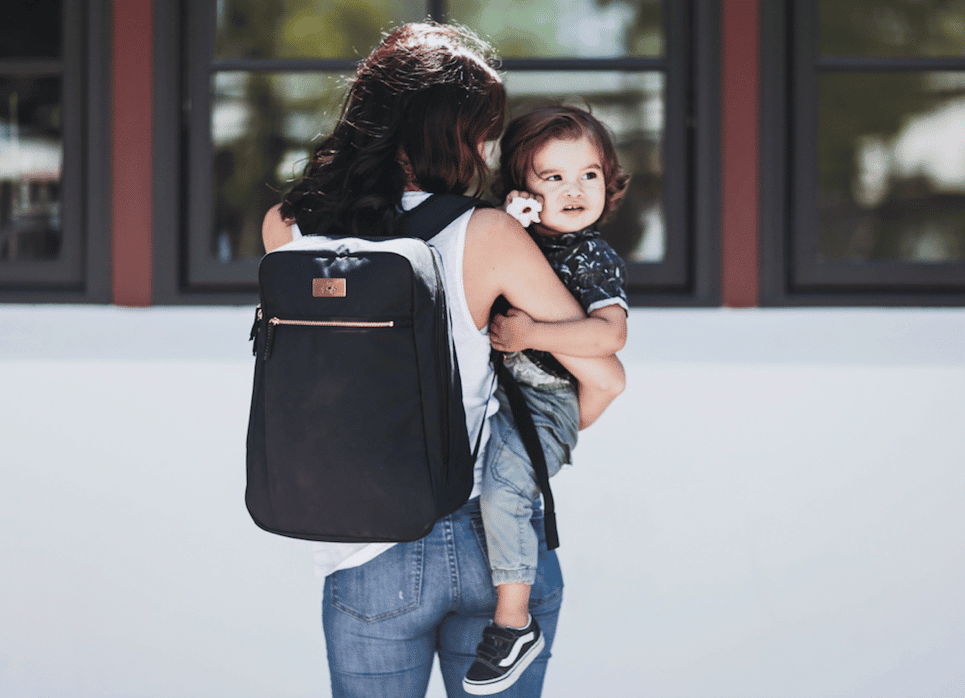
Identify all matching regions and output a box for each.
[323,497,564,697]
[481,382,579,586]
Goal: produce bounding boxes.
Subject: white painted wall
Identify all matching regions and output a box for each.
[2,305,963,697]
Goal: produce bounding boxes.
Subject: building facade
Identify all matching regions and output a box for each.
[2,0,964,306]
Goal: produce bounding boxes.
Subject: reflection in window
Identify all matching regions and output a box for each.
[818,72,965,262]
[215,0,425,59]
[504,71,665,262]
[819,0,965,58]
[0,77,63,261]
[212,72,350,260]
[449,0,663,58]
[214,69,666,264]
[205,1,670,274]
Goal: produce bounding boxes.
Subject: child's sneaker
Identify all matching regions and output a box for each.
[463,615,545,695]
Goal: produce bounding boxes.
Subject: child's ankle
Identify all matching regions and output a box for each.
[494,611,530,630]
[494,581,532,629]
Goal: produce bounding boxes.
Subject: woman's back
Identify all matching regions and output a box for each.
[259,21,621,696]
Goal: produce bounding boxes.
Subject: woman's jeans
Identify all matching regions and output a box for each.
[481,382,579,586]
[323,497,563,698]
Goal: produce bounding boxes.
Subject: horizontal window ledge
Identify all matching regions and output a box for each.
[0,60,63,75]
[210,57,665,73]
[816,56,965,72]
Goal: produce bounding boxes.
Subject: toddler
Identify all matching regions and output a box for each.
[463,106,629,695]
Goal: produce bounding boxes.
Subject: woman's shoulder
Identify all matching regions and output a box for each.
[465,207,548,273]
[262,204,294,253]
[464,205,549,291]
[466,206,531,247]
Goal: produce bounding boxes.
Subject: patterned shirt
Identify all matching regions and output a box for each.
[505,226,628,385]
[532,226,628,315]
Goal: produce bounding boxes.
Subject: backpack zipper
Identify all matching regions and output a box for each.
[269,317,394,329]
[264,316,395,359]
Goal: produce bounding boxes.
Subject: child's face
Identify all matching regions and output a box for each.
[524,135,606,236]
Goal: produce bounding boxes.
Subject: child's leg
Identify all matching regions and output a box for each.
[495,582,531,629]
[480,383,579,627]
[481,393,541,626]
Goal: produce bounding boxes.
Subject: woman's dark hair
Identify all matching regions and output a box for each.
[497,105,630,224]
[280,22,506,236]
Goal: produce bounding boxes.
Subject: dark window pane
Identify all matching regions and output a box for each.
[504,71,665,262]
[818,71,965,262]
[215,0,425,60]
[0,76,63,262]
[0,0,62,59]
[450,0,663,58]
[820,0,965,58]
[212,71,350,261]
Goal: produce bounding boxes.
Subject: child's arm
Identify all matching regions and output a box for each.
[489,303,627,428]
[488,303,627,428]
[490,304,627,357]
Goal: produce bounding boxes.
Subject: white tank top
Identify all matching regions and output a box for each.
[309,191,498,577]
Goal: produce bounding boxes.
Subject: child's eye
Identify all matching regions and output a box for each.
[545,174,562,181]
[582,171,598,180]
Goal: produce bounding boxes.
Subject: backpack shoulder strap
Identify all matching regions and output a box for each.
[397,195,492,241]
[495,354,560,551]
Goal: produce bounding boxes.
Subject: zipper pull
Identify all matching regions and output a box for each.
[250,305,262,354]
[264,317,278,360]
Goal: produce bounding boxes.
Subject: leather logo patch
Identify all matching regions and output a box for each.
[313,278,346,297]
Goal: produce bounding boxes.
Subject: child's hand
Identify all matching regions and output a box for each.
[502,191,542,228]
[489,307,537,353]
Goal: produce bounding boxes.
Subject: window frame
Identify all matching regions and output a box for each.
[160,0,720,306]
[760,0,965,306]
[0,0,111,302]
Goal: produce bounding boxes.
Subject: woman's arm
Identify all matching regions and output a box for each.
[463,209,586,328]
[463,209,626,426]
[489,304,627,357]
[563,353,625,429]
[263,204,294,253]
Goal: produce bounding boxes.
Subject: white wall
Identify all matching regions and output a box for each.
[2,305,963,697]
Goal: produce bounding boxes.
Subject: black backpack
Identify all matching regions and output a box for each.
[246,195,490,542]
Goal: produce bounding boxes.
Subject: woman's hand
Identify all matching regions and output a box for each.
[489,307,536,353]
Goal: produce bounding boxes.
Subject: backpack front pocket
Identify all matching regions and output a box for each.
[262,316,437,542]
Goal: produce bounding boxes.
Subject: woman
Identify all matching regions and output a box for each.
[262,22,624,698]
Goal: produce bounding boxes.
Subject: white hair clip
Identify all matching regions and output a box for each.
[505,196,542,227]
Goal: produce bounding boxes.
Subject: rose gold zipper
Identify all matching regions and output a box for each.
[264,316,395,359]
[268,317,394,329]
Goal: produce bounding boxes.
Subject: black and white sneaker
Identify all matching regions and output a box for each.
[463,616,545,695]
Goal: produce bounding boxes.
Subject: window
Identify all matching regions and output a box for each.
[179,1,718,303]
[0,0,109,300]
[762,0,965,302]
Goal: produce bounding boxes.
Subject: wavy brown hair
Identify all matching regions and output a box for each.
[497,105,630,224]
[280,23,506,236]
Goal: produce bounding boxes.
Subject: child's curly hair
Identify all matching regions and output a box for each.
[496,105,630,224]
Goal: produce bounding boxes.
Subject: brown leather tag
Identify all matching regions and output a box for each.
[313,278,346,297]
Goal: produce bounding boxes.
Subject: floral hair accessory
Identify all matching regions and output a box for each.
[505,196,542,227]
